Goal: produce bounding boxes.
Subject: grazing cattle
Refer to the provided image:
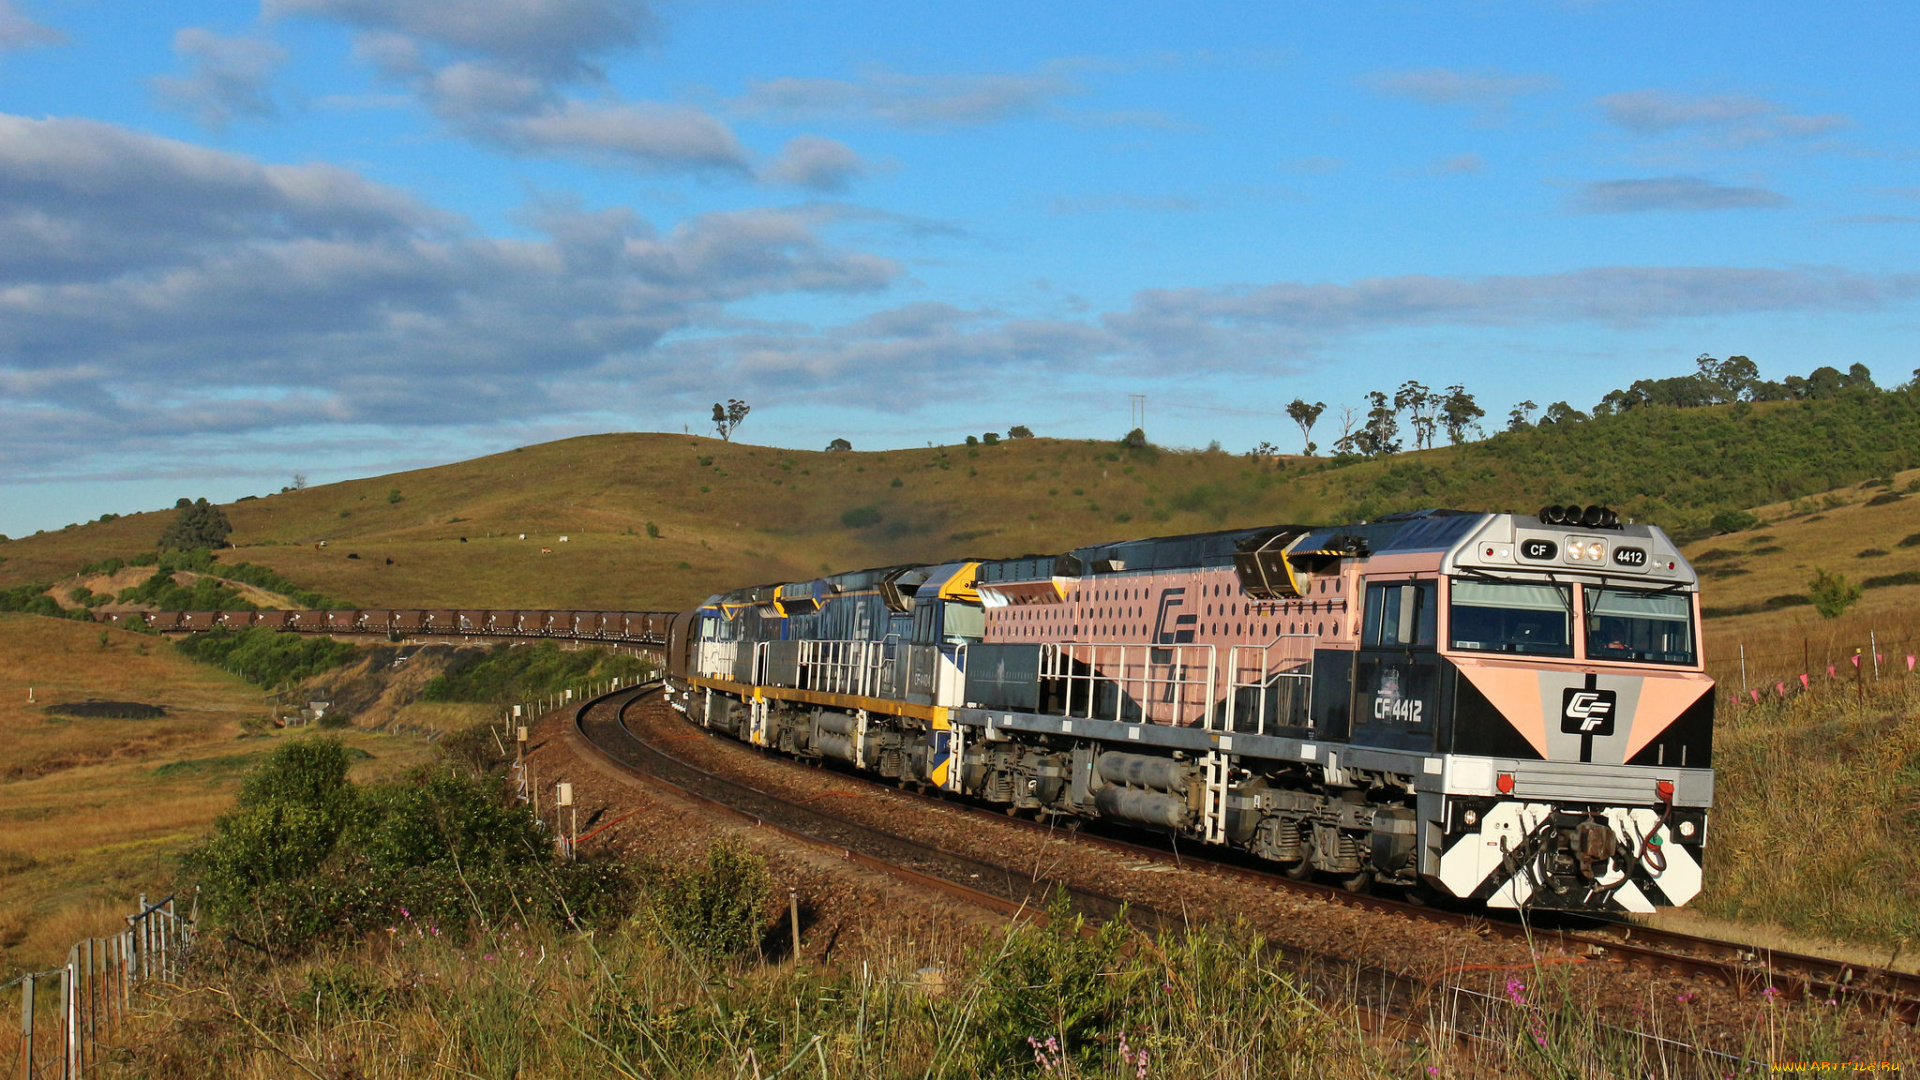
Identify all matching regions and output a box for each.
[540,546,553,554]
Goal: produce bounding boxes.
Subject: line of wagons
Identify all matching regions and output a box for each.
[93,608,675,645]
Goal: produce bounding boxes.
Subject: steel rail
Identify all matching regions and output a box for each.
[571,685,1767,1071]
[647,685,1919,1027]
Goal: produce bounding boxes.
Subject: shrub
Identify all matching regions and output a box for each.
[965,891,1133,1073]
[983,432,1000,445]
[187,738,360,924]
[826,438,851,452]
[419,641,653,705]
[386,489,403,504]
[1809,567,1863,619]
[188,738,638,953]
[650,837,768,960]
[174,627,359,688]
[645,521,660,539]
[1708,509,1760,534]
[840,506,883,528]
[0,583,115,621]
[1121,428,1147,450]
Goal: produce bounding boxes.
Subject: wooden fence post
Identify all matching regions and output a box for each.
[18,971,31,1080]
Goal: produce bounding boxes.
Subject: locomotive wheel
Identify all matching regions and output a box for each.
[1282,834,1316,880]
[1403,881,1436,907]
[1340,869,1374,894]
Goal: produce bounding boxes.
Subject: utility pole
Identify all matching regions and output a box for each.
[1128,394,1146,432]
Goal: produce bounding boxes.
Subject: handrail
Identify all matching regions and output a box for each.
[1039,641,1217,727]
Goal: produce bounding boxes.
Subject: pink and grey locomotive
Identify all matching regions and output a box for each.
[665,506,1711,913]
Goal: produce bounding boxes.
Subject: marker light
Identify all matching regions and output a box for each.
[1656,779,1675,802]
[1496,772,1515,794]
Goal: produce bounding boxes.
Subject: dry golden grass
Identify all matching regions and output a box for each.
[1684,465,1920,685]
[1692,679,1920,951]
[0,613,439,977]
[0,434,1331,610]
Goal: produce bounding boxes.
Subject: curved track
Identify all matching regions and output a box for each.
[622,682,1920,1027]
[566,684,1821,1069]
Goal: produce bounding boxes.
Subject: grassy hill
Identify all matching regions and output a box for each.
[1321,385,1920,531]
[0,435,1334,610]
[2,382,1918,616]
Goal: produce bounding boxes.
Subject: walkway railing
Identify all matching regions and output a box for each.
[1040,642,1217,726]
[1221,635,1316,735]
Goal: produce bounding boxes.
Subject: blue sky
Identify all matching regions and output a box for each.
[2,0,1917,537]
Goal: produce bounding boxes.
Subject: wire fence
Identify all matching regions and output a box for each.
[1707,624,1920,708]
[4,893,195,1080]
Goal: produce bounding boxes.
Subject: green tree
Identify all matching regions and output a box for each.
[1440,384,1485,444]
[1120,427,1147,450]
[1809,567,1863,619]
[1394,380,1435,449]
[1355,391,1400,456]
[1541,400,1589,425]
[157,497,233,551]
[1506,399,1537,431]
[1285,398,1326,456]
[1007,424,1034,439]
[711,398,751,441]
[825,437,852,451]
[1709,509,1760,534]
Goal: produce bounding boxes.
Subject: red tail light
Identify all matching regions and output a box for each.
[1655,779,1675,802]
[1496,772,1515,794]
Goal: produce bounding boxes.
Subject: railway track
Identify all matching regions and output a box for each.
[625,681,1920,1030]
[566,684,1801,1071]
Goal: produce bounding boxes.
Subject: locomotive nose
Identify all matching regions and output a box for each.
[1574,820,1617,879]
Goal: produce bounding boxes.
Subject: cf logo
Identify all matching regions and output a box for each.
[1566,691,1610,730]
[1560,687,1617,737]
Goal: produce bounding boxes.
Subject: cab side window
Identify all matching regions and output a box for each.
[1362,581,1436,649]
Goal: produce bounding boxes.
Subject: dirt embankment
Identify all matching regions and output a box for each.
[298,644,494,735]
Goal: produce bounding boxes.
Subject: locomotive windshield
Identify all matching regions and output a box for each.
[1584,586,1696,665]
[1448,580,1573,657]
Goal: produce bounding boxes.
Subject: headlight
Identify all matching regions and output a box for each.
[1678,820,1696,838]
[1463,809,1478,826]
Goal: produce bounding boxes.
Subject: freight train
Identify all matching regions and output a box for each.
[663,507,1712,913]
[100,608,673,643]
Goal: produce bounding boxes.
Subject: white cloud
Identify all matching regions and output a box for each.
[1432,153,1484,174]
[151,29,288,131]
[763,136,867,192]
[1365,67,1558,107]
[1596,89,1850,148]
[498,100,754,175]
[0,0,61,50]
[266,0,652,79]
[735,68,1084,129]
[1571,176,1790,213]
[0,114,898,469]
